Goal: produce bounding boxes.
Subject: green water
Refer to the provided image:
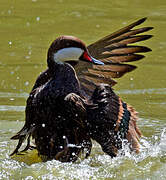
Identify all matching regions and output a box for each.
[0,0,166,179]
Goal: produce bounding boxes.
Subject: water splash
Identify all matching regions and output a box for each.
[1,122,166,179]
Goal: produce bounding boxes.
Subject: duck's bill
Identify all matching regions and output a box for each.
[81,51,104,65]
[91,56,104,65]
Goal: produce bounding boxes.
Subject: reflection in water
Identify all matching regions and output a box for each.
[0,0,166,179]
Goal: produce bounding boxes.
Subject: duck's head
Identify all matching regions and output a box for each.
[47,35,104,68]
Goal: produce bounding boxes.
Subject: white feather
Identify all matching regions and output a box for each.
[53,47,83,64]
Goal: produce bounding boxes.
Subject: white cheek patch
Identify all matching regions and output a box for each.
[53,47,84,63]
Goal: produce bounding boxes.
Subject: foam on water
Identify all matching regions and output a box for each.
[1,125,166,179]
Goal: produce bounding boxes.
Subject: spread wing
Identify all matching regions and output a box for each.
[77,17,153,96]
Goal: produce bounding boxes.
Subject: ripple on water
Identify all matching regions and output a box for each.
[0,92,27,112]
[0,105,25,112]
[0,128,166,179]
[118,88,166,95]
[0,92,28,98]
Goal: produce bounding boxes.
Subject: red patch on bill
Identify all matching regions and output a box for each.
[83,51,92,62]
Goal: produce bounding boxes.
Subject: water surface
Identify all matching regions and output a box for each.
[0,0,166,179]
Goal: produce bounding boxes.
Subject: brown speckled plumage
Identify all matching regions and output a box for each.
[11,63,92,161]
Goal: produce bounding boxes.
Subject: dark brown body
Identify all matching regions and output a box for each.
[11,64,92,162]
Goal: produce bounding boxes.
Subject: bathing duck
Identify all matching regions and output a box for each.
[10,18,153,161]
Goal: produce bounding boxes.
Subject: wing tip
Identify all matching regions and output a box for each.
[11,134,19,140]
[137,17,147,24]
[146,26,154,31]
[128,64,137,72]
[141,46,152,52]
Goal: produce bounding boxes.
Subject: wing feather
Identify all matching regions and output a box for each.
[77,18,153,96]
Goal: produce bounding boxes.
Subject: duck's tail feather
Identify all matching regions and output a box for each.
[10,125,34,156]
[10,135,27,156]
[11,125,29,140]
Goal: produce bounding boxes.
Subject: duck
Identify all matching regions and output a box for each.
[10,17,153,162]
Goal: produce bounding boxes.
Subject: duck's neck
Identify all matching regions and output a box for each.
[48,61,64,76]
[48,61,81,94]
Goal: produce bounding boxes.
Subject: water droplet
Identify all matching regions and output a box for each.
[25,81,29,86]
[122,21,127,25]
[25,55,30,59]
[36,16,40,21]
[72,152,76,156]
[42,123,45,127]
[26,22,30,26]
[28,50,32,55]
[154,136,158,140]
[10,52,15,56]
[96,24,100,28]
[8,10,11,14]
[34,65,38,69]
[10,84,16,89]
[25,176,33,180]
